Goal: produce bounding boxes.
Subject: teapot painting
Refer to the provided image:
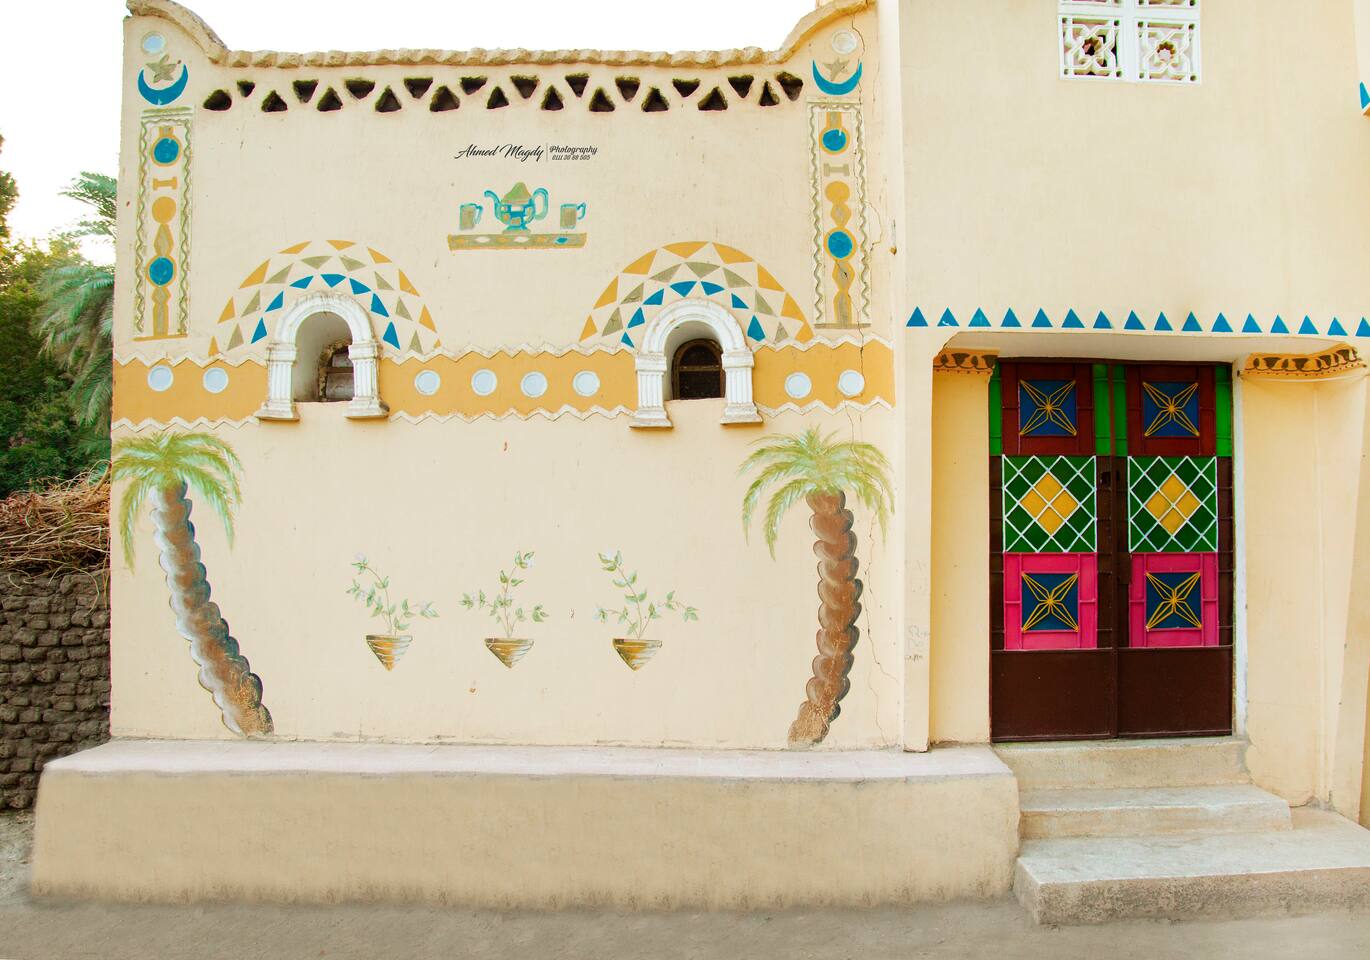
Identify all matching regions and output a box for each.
[485,182,549,232]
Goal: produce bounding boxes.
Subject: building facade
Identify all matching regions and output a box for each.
[29,0,1370,910]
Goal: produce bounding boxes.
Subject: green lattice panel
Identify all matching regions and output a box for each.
[1002,455,1097,553]
[1128,456,1218,553]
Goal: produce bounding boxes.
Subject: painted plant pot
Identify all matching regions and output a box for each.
[365,634,412,671]
[612,638,662,671]
[485,637,534,669]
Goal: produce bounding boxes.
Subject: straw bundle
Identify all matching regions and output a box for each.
[0,469,110,579]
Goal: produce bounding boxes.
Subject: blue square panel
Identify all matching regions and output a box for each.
[1141,381,1200,439]
[1019,379,1078,438]
[1144,570,1204,631]
[1021,571,1080,633]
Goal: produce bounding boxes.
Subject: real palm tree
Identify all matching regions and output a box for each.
[112,431,273,737]
[36,173,116,428]
[740,428,894,746]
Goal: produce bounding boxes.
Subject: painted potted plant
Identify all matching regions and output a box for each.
[594,551,698,670]
[347,554,438,671]
[460,550,549,668]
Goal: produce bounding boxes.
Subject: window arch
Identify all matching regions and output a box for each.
[256,293,387,421]
[631,298,761,428]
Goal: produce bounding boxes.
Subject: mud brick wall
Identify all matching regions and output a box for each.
[0,573,110,809]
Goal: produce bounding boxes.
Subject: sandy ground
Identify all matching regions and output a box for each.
[0,812,1368,960]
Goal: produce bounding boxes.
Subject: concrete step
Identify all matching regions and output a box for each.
[1015,809,1370,924]
[1019,784,1292,839]
[995,737,1247,790]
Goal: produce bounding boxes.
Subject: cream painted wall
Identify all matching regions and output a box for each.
[1242,376,1368,805]
[110,403,902,748]
[109,0,1370,775]
[929,370,990,744]
[1333,385,1370,821]
[1356,0,1370,100]
[115,5,892,362]
[111,2,905,748]
[895,0,1370,325]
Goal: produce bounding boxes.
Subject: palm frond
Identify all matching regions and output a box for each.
[60,172,117,240]
[761,477,814,557]
[741,458,812,537]
[112,431,244,560]
[177,464,238,547]
[738,428,896,554]
[35,259,114,426]
[116,474,159,567]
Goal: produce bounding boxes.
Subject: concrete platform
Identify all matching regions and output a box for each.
[1020,784,1293,839]
[1015,809,1370,924]
[31,740,1021,908]
[996,737,1248,790]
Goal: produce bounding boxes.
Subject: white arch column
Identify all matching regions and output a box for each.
[255,293,388,421]
[630,298,762,429]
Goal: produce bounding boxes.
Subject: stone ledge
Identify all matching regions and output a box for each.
[46,739,1012,782]
[33,741,1019,908]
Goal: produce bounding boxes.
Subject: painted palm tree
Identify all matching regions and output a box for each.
[112,431,273,737]
[740,428,894,746]
[36,173,116,427]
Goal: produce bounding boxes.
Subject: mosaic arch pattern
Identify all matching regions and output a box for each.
[909,306,1370,339]
[212,240,439,356]
[579,241,816,348]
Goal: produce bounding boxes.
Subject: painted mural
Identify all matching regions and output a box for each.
[808,27,870,330]
[594,552,698,671]
[461,551,549,668]
[213,240,440,356]
[579,241,816,347]
[132,29,192,341]
[347,556,439,671]
[112,431,272,736]
[448,183,589,250]
[740,429,893,746]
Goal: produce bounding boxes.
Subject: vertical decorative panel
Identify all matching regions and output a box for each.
[807,101,869,329]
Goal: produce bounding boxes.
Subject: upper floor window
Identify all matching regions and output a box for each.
[672,339,724,400]
[1059,0,1200,84]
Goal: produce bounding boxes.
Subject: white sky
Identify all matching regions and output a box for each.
[0,0,814,263]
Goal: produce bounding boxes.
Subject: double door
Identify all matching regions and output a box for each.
[989,360,1234,740]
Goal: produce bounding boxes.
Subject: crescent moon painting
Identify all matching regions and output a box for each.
[810,61,862,97]
[138,64,189,106]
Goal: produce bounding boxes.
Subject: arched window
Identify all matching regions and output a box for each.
[671,339,724,400]
[257,293,387,421]
[317,340,355,402]
[631,298,761,428]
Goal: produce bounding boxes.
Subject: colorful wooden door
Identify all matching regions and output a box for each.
[989,360,1233,740]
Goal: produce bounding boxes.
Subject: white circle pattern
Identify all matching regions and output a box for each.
[520,371,548,399]
[831,30,859,55]
[572,370,601,397]
[201,367,229,394]
[837,369,866,398]
[471,369,498,397]
[147,365,174,392]
[784,372,813,400]
[414,370,441,396]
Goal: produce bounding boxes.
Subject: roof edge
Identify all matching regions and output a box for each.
[126,0,871,69]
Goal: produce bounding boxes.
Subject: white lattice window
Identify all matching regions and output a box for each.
[1059,0,1201,84]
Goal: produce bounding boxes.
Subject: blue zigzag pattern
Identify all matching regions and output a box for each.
[906,308,1369,338]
